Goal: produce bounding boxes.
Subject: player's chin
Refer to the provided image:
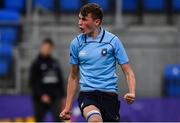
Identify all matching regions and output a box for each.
[81,30,87,34]
[79,28,85,34]
[81,29,89,34]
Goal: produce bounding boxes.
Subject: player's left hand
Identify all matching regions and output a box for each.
[124,93,135,104]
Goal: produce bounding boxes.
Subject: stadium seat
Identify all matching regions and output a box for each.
[0,60,8,76]
[164,64,180,97]
[122,0,138,12]
[0,10,20,44]
[168,84,180,96]
[0,10,20,22]
[59,0,81,12]
[0,27,17,44]
[172,0,180,11]
[4,0,25,12]
[164,64,180,79]
[0,44,13,60]
[144,0,165,11]
[88,0,109,12]
[33,0,54,11]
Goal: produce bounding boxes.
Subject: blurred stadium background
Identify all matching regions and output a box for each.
[0,0,180,122]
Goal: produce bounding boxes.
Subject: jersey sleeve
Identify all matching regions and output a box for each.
[112,36,129,65]
[69,38,79,64]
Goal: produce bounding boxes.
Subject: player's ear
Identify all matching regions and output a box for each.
[95,19,101,26]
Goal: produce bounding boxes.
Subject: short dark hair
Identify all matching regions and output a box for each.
[80,3,103,21]
[42,38,54,46]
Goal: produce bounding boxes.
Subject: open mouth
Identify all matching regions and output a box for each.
[79,27,83,31]
[79,27,85,33]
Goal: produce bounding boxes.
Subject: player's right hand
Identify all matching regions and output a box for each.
[59,109,71,120]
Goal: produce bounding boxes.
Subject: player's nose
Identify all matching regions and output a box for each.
[78,19,83,26]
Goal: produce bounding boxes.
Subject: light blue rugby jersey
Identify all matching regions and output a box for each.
[70,28,129,93]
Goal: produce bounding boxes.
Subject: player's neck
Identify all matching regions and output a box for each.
[88,27,101,40]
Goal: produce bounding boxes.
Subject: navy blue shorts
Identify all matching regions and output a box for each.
[77,90,120,122]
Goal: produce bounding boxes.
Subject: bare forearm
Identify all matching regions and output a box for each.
[121,64,136,104]
[126,69,136,94]
[65,75,78,110]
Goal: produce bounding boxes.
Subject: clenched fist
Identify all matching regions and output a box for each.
[59,109,71,120]
[124,93,135,104]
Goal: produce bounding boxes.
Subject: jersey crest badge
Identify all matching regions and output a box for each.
[101,48,107,56]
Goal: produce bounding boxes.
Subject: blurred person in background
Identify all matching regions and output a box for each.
[60,3,136,122]
[29,38,65,122]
